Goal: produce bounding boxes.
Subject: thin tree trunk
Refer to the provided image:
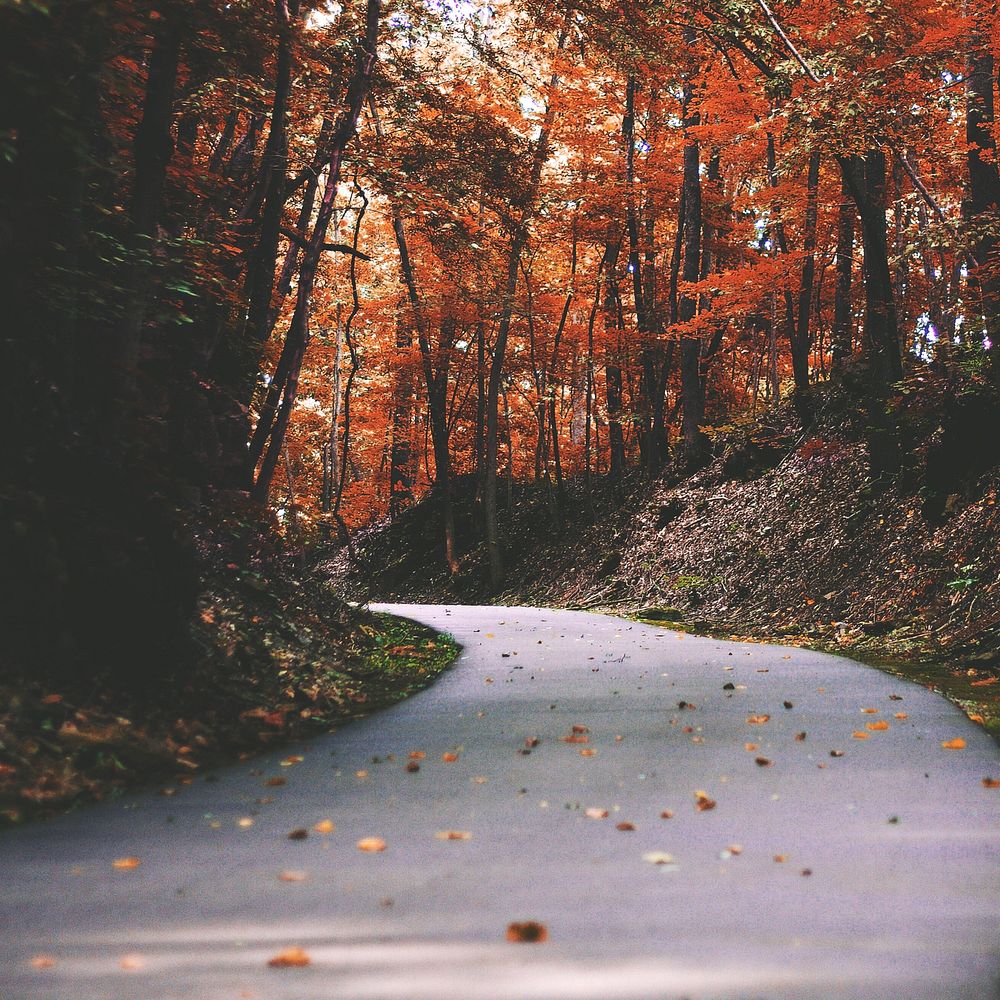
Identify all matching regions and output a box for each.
[831,174,855,373]
[679,43,707,466]
[483,33,565,590]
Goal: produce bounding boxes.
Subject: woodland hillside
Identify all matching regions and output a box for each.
[2,0,1000,759]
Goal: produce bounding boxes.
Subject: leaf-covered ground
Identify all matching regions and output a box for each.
[0,517,459,828]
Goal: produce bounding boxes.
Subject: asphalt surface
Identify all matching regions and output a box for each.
[1,604,999,1000]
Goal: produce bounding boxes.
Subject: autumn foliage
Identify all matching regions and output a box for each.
[2,0,1000,673]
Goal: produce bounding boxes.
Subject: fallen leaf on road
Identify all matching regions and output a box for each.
[694,791,716,812]
[982,778,1000,788]
[746,715,770,725]
[409,751,426,760]
[773,854,787,863]
[755,757,773,767]
[642,851,677,868]
[237,817,254,828]
[442,752,460,762]
[279,870,308,882]
[112,857,140,869]
[616,821,636,831]
[435,830,472,840]
[894,713,908,719]
[119,955,144,971]
[30,955,56,969]
[744,742,759,751]
[405,761,420,772]
[660,810,673,819]
[313,819,335,834]
[562,734,588,744]
[280,755,304,767]
[506,921,547,943]
[580,748,597,757]
[867,720,889,731]
[941,738,966,750]
[584,807,608,819]
[268,947,311,968]
[795,732,807,741]
[572,724,589,734]
[862,708,878,714]
[287,828,308,840]
[357,837,387,852]
[852,731,869,740]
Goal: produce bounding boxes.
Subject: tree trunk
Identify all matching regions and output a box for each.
[831,174,856,373]
[483,38,564,590]
[116,7,181,390]
[966,25,1000,382]
[838,149,902,475]
[679,63,707,466]
[251,0,380,498]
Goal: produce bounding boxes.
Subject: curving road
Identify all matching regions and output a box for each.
[1,604,999,1000]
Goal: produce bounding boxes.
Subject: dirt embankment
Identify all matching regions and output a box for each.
[331,384,1000,732]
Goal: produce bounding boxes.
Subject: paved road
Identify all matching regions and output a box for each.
[1,605,999,1000]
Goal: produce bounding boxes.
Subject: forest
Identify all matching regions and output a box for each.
[3,0,1000,789]
[2,1,1000,992]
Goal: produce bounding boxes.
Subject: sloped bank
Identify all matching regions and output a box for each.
[332,385,1000,736]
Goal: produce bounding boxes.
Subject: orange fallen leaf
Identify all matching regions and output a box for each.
[265,776,286,787]
[409,751,426,760]
[40,694,62,705]
[280,755,304,767]
[506,921,548,943]
[119,955,144,971]
[562,734,588,744]
[894,713,908,720]
[357,837,387,852]
[112,857,141,870]
[970,677,997,687]
[279,870,308,882]
[852,731,869,740]
[571,724,589,734]
[660,810,674,819]
[313,819,335,834]
[941,738,966,750]
[773,854,788,863]
[746,715,770,725]
[744,742,759,752]
[579,748,597,757]
[862,708,878,714]
[268,947,311,968]
[30,955,56,969]
[616,821,636,831]
[969,713,985,724]
[435,830,472,840]
[867,720,890,731]
[237,817,255,828]
[694,791,716,812]
[982,778,1000,788]
[442,752,459,762]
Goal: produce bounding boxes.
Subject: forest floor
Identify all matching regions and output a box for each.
[331,383,1000,740]
[0,506,460,828]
